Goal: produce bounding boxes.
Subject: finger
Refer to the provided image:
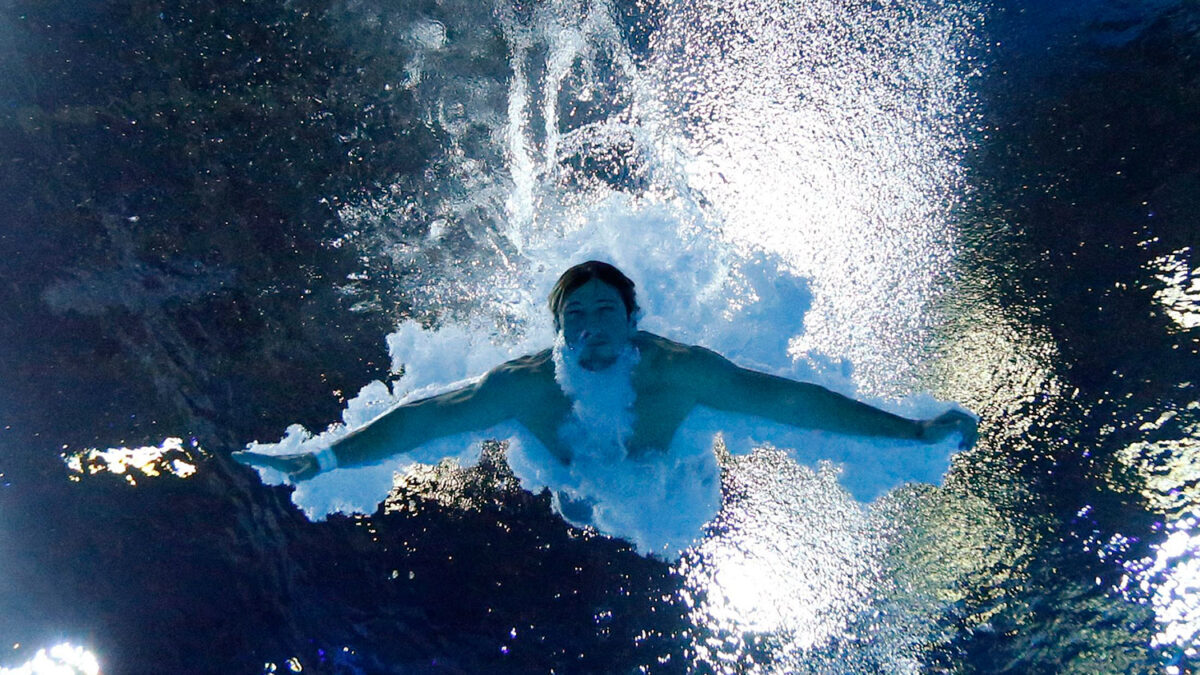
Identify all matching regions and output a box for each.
[959,424,979,450]
[232,451,284,471]
[295,456,320,481]
[231,451,261,466]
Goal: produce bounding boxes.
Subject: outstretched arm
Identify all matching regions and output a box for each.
[690,348,978,448]
[233,365,526,480]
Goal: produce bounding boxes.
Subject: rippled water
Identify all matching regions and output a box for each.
[1,0,1197,672]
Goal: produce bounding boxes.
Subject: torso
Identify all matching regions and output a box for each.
[505,332,706,464]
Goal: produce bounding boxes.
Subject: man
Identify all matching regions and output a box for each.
[233,261,977,481]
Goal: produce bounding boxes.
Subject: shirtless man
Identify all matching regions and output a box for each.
[233,261,977,480]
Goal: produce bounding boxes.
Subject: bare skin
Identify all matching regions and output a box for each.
[233,279,978,480]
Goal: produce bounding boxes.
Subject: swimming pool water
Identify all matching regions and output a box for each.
[1,0,1197,672]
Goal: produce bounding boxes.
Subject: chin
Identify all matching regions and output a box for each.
[579,352,618,371]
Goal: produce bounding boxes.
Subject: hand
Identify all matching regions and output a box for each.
[231,450,321,481]
[919,410,979,450]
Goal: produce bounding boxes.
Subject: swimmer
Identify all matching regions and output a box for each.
[233,261,978,480]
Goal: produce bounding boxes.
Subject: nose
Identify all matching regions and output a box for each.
[577,328,609,346]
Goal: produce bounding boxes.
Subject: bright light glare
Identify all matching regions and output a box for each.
[653,0,981,394]
[1149,249,1200,330]
[0,644,100,675]
[681,451,880,662]
[1115,421,1200,650]
[62,437,199,482]
[1144,521,1200,649]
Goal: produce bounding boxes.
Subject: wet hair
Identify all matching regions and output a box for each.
[548,261,639,331]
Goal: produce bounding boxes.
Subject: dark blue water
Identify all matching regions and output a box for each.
[1,0,1198,672]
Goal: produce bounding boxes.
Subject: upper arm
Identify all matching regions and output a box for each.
[684,346,744,407]
[686,347,829,427]
[331,360,535,466]
[419,362,530,435]
[682,346,773,410]
[685,347,921,438]
[365,358,537,444]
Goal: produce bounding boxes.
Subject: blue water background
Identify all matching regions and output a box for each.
[1,0,1198,672]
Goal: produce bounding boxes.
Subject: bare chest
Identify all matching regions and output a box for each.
[515,377,696,463]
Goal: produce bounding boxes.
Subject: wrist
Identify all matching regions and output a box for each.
[312,446,339,473]
[913,420,927,441]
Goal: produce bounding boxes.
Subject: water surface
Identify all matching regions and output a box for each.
[1,0,1197,672]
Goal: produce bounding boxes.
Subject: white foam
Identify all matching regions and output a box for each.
[244,0,974,563]
[243,198,967,558]
[551,333,639,461]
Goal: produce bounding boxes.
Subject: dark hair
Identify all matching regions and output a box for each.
[548,261,639,330]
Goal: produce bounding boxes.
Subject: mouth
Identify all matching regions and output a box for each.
[578,353,618,371]
[576,333,610,348]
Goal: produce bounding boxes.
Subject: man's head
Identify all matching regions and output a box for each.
[549,261,639,370]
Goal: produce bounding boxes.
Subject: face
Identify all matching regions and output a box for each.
[557,279,635,371]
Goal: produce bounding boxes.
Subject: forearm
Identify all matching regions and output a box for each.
[798,387,924,440]
[329,411,407,468]
[330,400,448,467]
[724,370,923,440]
[328,376,515,468]
[235,372,523,480]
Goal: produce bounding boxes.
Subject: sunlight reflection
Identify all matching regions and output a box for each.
[62,437,201,484]
[1149,248,1200,330]
[876,484,1026,630]
[1126,516,1200,650]
[928,296,1063,434]
[0,644,100,675]
[1116,417,1200,651]
[652,0,982,395]
[679,448,883,668]
[1116,427,1200,518]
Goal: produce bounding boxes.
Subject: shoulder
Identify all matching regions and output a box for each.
[635,331,729,361]
[482,348,555,388]
[496,347,553,371]
[633,332,735,381]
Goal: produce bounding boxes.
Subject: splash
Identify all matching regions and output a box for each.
[0,644,100,675]
[243,198,964,557]
[235,0,979,664]
[551,333,639,460]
